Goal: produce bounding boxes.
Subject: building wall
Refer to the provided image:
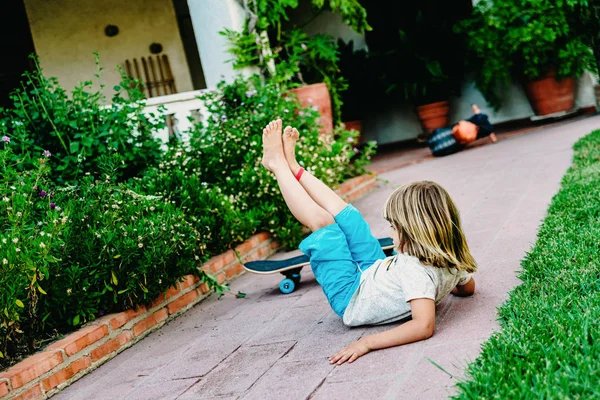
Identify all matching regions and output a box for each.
[23,0,194,95]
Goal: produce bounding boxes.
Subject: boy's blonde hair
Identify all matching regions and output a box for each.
[383,181,477,273]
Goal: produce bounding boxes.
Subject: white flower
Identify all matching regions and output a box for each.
[2,197,9,202]
[66,288,72,295]
[40,242,46,248]
[56,206,61,211]
[12,238,18,244]
[15,248,20,252]
[2,259,7,265]
[40,232,45,236]
[138,243,143,248]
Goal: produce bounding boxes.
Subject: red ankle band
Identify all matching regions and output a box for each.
[295,167,305,181]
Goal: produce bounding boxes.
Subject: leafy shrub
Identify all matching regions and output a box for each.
[0,144,68,365]
[457,0,596,109]
[179,75,375,247]
[0,147,221,369]
[0,55,165,184]
[131,147,263,254]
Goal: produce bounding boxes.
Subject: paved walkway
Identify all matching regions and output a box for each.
[56,116,600,400]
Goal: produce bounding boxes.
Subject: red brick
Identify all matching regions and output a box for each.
[204,255,224,273]
[234,240,253,255]
[132,308,168,337]
[199,283,210,294]
[41,356,91,392]
[271,241,280,250]
[200,264,212,274]
[0,350,63,389]
[221,250,236,266]
[225,263,244,279]
[216,272,226,285]
[13,384,42,400]
[167,290,199,315]
[150,284,181,308]
[250,235,261,247]
[255,232,270,243]
[257,245,272,259]
[336,182,353,196]
[0,379,9,397]
[108,306,146,330]
[242,250,260,263]
[47,324,108,357]
[180,275,200,291]
[90,332,132,362]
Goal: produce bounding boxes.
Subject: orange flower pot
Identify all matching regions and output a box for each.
[524,71,575,116]
[416,101,450,133]
[288,83,333,135]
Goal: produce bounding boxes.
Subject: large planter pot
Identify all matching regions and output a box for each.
[523,71,575,116]
[289,82,333,135]
[416,101,450,133]
[343,120,362,145]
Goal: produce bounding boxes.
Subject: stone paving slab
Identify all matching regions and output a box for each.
[55,115,600,400]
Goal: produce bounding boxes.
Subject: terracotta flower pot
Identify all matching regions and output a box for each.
[343,120,362,145]
[416,101,450,133]
[288,82,333,135]
[523,71,575,116]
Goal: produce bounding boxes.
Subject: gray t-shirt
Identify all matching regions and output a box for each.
[342,253,472,327]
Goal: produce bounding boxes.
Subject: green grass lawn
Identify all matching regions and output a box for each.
[454,130,600,399]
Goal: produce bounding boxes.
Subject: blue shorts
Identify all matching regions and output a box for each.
[299,204,386,317]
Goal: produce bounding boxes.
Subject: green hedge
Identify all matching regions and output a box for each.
[0,65,375,370]
[454,130,600,399]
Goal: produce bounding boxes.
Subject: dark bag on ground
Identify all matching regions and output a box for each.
[428,127,464,157]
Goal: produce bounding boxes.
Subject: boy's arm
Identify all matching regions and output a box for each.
[451,277,475,297]
[329,298,435,365]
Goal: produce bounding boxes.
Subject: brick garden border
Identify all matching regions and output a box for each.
[0,173,378,400]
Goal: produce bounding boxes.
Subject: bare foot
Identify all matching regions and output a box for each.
[283,126,302,175]
[489,133,498,144]
[261,119,287,172]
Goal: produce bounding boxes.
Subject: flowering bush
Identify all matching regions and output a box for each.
[132,148,262,254]
[0,144,68,365]
[181,75,376,247]
[0,56,165,184]
[0,147,221,369]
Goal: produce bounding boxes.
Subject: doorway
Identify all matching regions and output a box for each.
[0,0,36,107]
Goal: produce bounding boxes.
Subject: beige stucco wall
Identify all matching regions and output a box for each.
[23,0,193,95]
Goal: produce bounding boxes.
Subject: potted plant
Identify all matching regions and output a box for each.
[458,0,597,115]
[568,0,600,108]
[220,0,371,133]
[337,39,373,142]
[363,4,468,134]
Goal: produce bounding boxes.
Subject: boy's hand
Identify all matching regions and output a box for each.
[329,340,371,365]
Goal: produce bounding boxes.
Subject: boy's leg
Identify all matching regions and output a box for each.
[283,127,385,271]
[262,119,334,232]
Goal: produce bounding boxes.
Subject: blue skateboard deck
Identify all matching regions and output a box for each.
[244,237,395,294]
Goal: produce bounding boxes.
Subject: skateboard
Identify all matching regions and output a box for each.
[244,237,396,294]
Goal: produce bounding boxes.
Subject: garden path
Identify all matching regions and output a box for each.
[55,115,600,400]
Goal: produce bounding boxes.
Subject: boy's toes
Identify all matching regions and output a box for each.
[284,125,292,136]
[291,128,300,140]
